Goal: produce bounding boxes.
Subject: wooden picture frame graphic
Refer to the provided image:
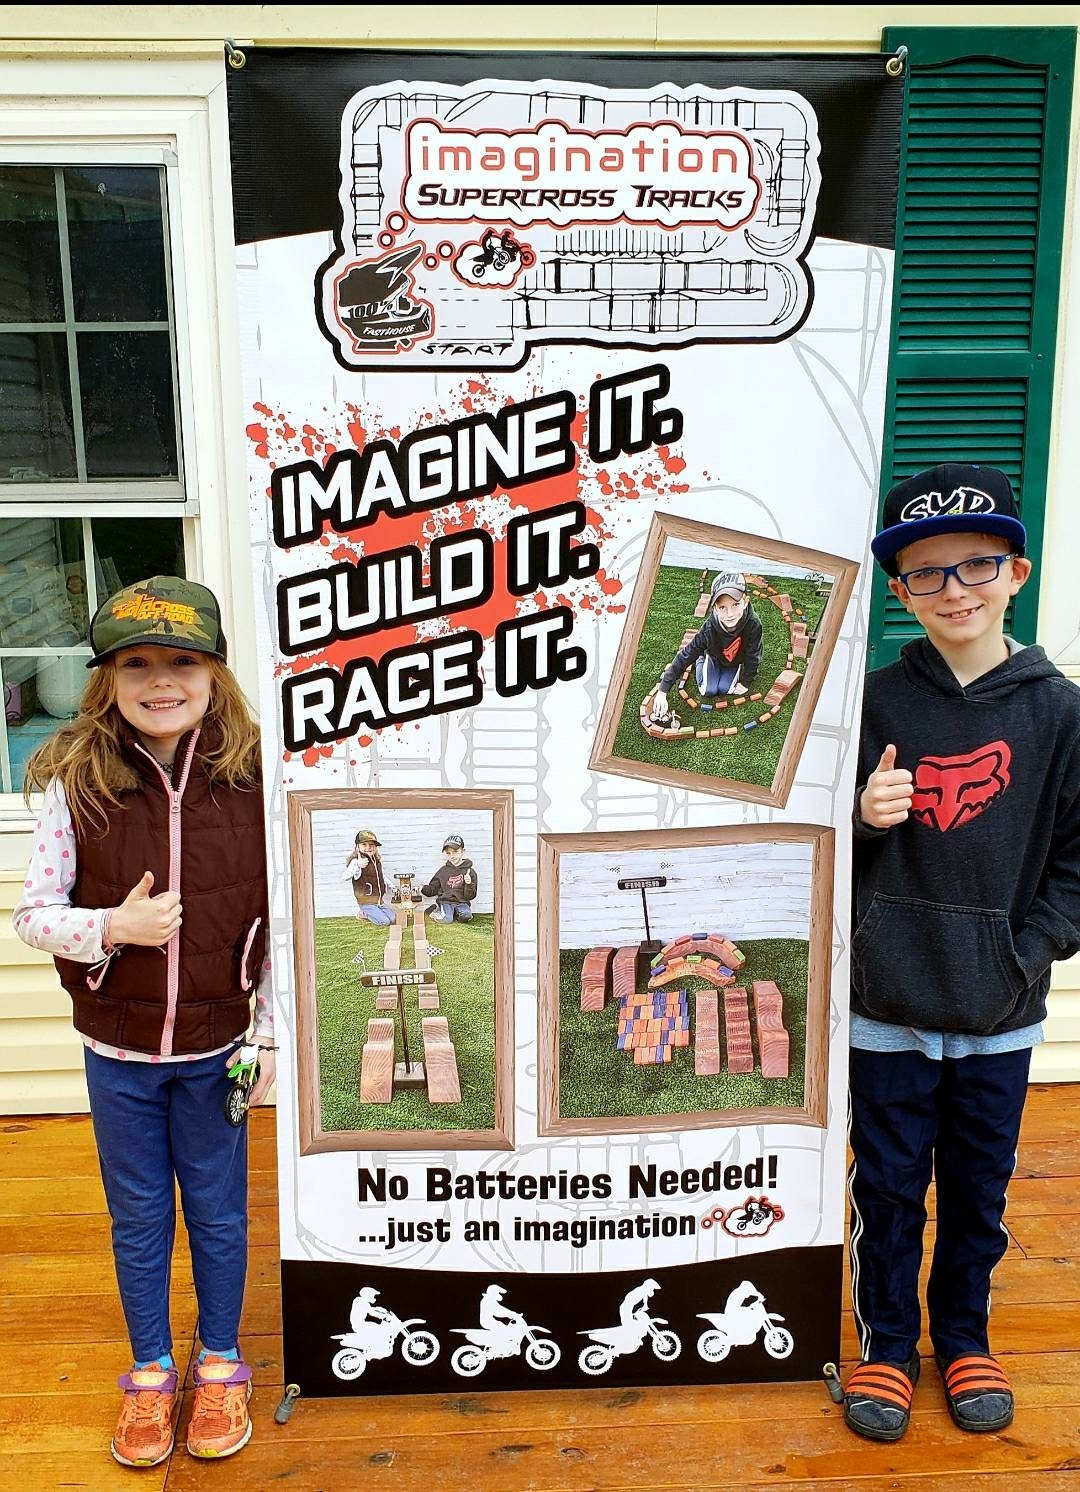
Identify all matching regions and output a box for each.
[288,788,515,1154]
[589,512,860,808]
[537,823,834,1137]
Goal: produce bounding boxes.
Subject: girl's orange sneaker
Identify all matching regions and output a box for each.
[185,1356,253,1458]
[111,1364,180,1467]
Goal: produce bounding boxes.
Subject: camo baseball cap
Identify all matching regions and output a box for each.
[355,829,381,846]
[87,576,227,668]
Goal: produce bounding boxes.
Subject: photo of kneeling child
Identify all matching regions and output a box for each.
[651,572,763,726]
[423,834,477,923]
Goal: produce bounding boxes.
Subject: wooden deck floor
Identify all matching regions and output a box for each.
[1,1086,1077,1490]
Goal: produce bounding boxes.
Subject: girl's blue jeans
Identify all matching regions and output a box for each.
[84,1045,248,1364]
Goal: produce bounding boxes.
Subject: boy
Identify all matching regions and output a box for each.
[422,834,476,923]
[651,571,763,724]
[845,463,1080,1441]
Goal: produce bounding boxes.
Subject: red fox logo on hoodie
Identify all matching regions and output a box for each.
[911,739,1012,833]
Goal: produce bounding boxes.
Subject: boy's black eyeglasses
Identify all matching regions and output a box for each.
[896,554,1014,596]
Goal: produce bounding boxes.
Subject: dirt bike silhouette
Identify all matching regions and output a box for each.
[330,1306,439,1380]
[450,1311,561,1376]
[577,1310,681,1375]
[696,1284,793,1363]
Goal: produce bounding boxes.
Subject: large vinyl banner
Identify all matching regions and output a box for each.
[227,49,902,1396]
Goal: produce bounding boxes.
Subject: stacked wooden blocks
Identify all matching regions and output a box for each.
[617,989,691,1065]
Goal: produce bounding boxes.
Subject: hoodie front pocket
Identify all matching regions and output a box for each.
[852,894,1026,1034]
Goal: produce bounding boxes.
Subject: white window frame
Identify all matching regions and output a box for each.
[0,53,254,825]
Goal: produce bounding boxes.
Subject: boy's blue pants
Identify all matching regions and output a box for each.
[848,1045,1030,1364]
[85,1046,248,1364]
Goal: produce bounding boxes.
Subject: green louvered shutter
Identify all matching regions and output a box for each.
[867,26,1076,668]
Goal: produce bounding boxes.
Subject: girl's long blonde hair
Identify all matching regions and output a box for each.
[24,655,261,836]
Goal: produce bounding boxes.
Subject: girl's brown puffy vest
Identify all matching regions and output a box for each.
[54,728,269,1056]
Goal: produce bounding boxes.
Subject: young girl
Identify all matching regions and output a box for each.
[13,575,273,1468]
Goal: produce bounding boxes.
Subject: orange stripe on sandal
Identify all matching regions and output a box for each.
[945,1356,1010,1387]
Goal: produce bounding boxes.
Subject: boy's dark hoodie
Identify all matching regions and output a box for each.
[422,859,476,907]
[853,637,1080,1034]
[658,605,763,693]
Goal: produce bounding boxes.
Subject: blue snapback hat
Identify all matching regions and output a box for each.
[871,464,1026,578]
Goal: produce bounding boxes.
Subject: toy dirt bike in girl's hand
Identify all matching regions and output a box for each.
[224,1043,261,1126]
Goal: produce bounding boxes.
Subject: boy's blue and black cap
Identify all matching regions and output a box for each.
[871,464,1026,578]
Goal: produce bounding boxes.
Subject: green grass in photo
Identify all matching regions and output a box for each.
[314,913,496,1133]
[610,568,831,790]
[558,938,808,1121]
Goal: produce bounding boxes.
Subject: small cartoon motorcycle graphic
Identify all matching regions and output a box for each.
[331,1290,440,1380]
[696,1282,794,1364]
[470,228,534,279]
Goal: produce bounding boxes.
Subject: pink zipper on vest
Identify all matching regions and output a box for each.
[135,729,199,1057]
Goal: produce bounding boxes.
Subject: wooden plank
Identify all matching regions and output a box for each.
[153,1404,1080,1488]
[723,986,754,1074]
[580,945,614,1012]
[1005,1213,1079,1259]
[752,979,790,1079]
[418,993,441,1011]
[694,989,720,1076]
[763,668,803,710]
[421,1017,461,1104]
[359,1017,395,1103]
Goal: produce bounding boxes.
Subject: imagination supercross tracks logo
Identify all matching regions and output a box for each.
[316,78,821,372]
[402,118,762,229]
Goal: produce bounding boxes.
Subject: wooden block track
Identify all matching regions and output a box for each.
[422,1017,461,1103]
[359,1017,395,1103]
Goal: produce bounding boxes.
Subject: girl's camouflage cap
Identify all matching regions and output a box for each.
[87,576,228,668]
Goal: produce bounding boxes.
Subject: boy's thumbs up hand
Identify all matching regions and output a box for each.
[108,871,183,947]
[860,743,914,830]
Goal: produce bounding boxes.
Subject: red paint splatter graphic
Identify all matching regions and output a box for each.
[243,377,693,757]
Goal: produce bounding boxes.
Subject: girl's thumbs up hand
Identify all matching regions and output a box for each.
[109,872,183,947]
[859,744,914,829]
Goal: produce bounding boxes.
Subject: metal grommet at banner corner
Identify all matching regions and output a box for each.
[225,38,247,70]
[885,45,908,78]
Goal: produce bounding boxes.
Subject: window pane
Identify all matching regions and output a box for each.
[1,515,185,792]
[91,516,185,596]
[79,331,178,478]
[65,167,169,323]
[0,166,64,323]
[0,332,76,480]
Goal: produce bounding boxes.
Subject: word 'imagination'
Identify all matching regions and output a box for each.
[273,368,683,750]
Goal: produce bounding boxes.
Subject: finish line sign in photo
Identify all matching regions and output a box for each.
[228,47,902,1396]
